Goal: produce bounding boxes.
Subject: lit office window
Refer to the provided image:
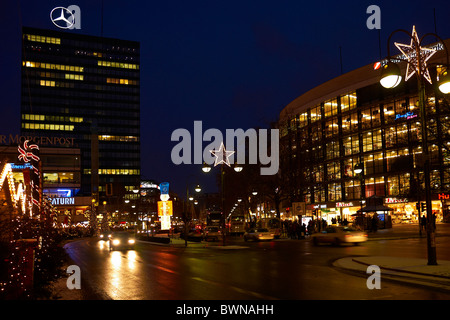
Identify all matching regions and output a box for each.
[98,60,139,70]
[324,98,338,117]
[298,112,308,128]
[25,34,61,44]
[23,61,84,72]
[310,105,321,123]
[340,92,357,113]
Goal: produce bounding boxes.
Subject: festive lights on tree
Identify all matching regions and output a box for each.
[1,142,65,299]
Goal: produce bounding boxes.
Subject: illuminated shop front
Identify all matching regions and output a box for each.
[279,37,450,226]
[51,196,93,225]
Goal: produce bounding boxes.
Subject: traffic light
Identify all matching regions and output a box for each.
[416,202,420,211]
[421,202,426,213]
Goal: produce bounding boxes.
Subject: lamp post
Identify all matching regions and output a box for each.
[202,150,243,246]
[380,26,450,265]
[183,180,201,247]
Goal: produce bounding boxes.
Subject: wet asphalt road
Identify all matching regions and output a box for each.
[64,233,450,300]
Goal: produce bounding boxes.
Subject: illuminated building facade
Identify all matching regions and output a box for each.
[279,39,450,225]
[20,27,141,198]
[0,144,93,224]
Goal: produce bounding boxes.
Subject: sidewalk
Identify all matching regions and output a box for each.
[333,223,450,291]
[333,256,450,291]
[365,222,450,241]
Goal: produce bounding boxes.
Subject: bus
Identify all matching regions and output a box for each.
[228,214,245,235]
[206,210,224,228]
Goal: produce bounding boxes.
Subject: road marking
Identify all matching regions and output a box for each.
[147,263,180,275]
[190,276,278,300]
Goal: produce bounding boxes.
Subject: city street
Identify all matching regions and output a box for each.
[63,224,450,300]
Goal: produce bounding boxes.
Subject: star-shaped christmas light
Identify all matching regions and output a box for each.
[210,142,235,167]
[394,25,437,84]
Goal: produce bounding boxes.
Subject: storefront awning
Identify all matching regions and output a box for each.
[356,205,394,213]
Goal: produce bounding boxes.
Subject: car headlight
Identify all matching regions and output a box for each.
[128,239,135,244]
[112,239,120,245]
[100,234,104,238]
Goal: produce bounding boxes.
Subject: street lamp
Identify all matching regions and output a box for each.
[354,163,364,175]
[202,162,212,173]
[380,26,450,265]
[234,163,243,172]
[202,161,243,245]
[438,69,450,94]
[380,62,403,89]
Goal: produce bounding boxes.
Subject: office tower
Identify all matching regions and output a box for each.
[21,26,140,199]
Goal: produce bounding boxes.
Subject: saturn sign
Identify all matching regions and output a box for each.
[50,5,81,29]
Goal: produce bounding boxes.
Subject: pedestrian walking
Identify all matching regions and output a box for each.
[420,215,426,234]
[371,213,378,233]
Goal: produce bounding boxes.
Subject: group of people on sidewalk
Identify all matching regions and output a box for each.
[282,218,349,239]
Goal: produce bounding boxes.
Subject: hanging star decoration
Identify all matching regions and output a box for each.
[394,25,437,84]
[210,142,235,167]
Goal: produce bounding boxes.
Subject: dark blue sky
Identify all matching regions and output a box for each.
[1,0,450,196]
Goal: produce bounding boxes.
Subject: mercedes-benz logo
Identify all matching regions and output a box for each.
[50,7,75,29]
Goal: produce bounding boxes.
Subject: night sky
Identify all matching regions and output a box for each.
[1,0,450,196]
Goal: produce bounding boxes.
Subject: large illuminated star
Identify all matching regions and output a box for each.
[394,25,437,84]
[210,142,235,167]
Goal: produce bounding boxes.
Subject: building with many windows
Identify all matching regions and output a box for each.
[279,38,450,226]
[20,27,141,201]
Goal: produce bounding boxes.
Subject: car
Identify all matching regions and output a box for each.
[98,230,112,241]
[311,226,368,246]
[203,226,223,242]
[243,228,275,241]
[109,232,136,251]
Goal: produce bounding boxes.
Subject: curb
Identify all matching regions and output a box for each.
[350,258,450,280]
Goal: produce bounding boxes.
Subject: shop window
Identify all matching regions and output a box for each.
[387,176,400,196]
[399,173,410,195]
[429,144,440,165]
[298,112,308,128]
[324,98,338,118]
[313,165,324,182]
[383,102,395,124]
[290,117,298,132]
[327,182,342,201]
[340,92,357,113]
[428,96,437,114]
[395,99,408,116]
[430,170,441,191]
[345,180,361,200]
[310,105,322,123]
[314,186,326,203]
[343,157,359,177]
[410,121,422,144]
[373,152,384,173]
[365,176,385,197]
[311,123,322,144]
[326,141,340,160]
[373,130,382,150]
[325,117,339,138]
[327,161,341,180]
[362,132,373,152]
[361,107,372,129]
[342,111,358,134]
